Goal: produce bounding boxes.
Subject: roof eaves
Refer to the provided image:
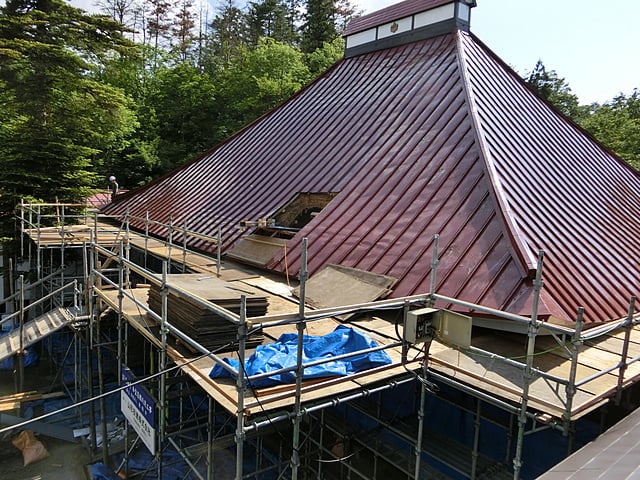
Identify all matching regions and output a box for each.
[453,30,538,276]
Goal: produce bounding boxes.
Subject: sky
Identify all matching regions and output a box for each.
[357,0,639,105]
[63,0,639,104]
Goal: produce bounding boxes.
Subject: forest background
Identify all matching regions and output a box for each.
[0,0,639,235]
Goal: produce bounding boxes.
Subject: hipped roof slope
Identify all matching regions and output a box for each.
[103,29,640,325]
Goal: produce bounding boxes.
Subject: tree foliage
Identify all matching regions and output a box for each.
[217,38,311,133]
[0,0,136,226]
[580,91,640,170]
[524,60,640,171]
[525,60,583,120]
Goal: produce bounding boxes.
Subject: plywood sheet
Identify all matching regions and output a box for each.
[226,234,287,267]
[294,264,396,310]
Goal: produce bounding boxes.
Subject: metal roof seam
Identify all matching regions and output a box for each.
[454,31,537,275]
[268,37,461,273]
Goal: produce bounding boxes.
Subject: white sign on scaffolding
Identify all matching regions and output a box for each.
[121,365,156,454]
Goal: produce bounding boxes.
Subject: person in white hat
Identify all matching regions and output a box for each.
[109,176,119,201]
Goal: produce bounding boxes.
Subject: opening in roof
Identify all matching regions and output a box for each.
[226,192,337,268]
[272,192,338,230]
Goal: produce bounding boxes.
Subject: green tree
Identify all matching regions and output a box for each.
[217,37,311,134]
[300,0,338,53]
[580,91,640,170]
[96,45,162,186]
[205,0,249,69]
[305,36,344,77]
[246,0,298,46]
[0,0,137,225]
[525,60,583,120]
[149,61,219,173]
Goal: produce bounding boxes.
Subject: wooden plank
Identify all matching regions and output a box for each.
[0,391,43,412]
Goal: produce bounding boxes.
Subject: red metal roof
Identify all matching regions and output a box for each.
[343,0,456,36]
[103,30,640,325]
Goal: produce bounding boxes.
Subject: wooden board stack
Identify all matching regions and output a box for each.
[147,274,266,352]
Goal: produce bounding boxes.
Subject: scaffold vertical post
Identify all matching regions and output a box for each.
[471,398,482,479]
[182,220,188,273]
[217,227,222,278]
[158,261,169,480]
[167,217,173,273]
[235,295,248,480]
[19,200,24,260]
[616,296,636,405]
[144,211,150,269]
[96,276,109,466]
[36,205,41,279]
[414,350,427,478]
[18,275,25,393]
[513,250,545,480]
[563,307,584,440]
[429,234,440,303]
[291,238,308,480]
[207,396,214,480]
[125,210,131,287]
[87,241,97,455]
[60,205,66,289]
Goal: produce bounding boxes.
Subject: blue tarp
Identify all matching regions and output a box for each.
[91,463,121,480]
[209,325,392,388]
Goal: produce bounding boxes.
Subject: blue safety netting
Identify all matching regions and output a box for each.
[209,325,392,388]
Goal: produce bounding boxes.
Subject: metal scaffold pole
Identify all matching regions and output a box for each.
[413,234,440,479]
[291,238,308,480]
[19,200,24,260]
[125,211,131,287]
[182,220,188,273]
[97,297,109,465]
[144,211,150,270]
[414,354,427,478]
[235,295,248,480]
[513,250,545,480]
[207,396,214,480]
[167,218,173,273]
[87,240,97,456]
[563,307,584,444]
[615,296,637,406]
[122,254,130,480]
[217,227,222,278]
[18,275,25,393]
[158,262,169,480]
[36,205,41,279]
[471,399,482,479]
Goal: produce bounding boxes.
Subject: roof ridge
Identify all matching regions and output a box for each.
[453,30,538,276]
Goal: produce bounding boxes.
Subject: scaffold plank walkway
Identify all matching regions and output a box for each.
[0,307,75,362]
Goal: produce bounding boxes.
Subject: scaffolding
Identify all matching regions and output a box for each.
[3,202,640,480]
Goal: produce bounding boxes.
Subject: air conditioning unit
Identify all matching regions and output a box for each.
[404,308,472,348]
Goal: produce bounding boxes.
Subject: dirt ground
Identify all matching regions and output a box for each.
[0,358,91,480]
[0,435,90,480]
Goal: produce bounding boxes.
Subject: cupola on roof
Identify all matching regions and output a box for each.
[343,0,476,57]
